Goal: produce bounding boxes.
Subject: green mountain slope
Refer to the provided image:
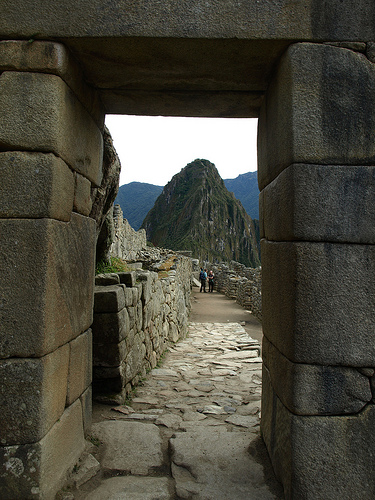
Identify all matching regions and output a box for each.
[224,171,259,220]
[114,182,163,230]
[141,159,260,267]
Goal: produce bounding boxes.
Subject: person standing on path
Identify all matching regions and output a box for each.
[199,268,207,292]
[208,270,214,292]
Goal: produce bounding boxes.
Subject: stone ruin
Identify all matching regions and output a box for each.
[93,259,192,404]
[3,2,375,498]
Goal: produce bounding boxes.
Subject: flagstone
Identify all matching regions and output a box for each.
[91,421,163,474]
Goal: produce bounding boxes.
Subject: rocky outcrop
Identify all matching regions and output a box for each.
[90,126,121,263]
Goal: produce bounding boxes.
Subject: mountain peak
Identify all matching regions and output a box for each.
[142,159,260,267]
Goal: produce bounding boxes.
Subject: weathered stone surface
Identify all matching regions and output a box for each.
[72,453,100,488]
[0,151,74,221]
[258,43,375,190]
[262,163,375,244]
[0,344,69,445]
[80,386,92,435]
[366,41,375,62]
[0,399,85,500]
[262,239,375,366]
[0,214,95,358]
[92,307,129,343]
[0,40,104,127]
[111,207,147,261]
[94,285,126,313]
[263,336,372,415]
[261,367,375,500]
[89,476,171,500]
[74,173,92,217]
[94,273,120,286]
[118,270,136,287]
[66,330,92,406]
[171,427,276,500]
[90,421,163,474]
[90,126,120,253]
[0,71,103,185]
[4,2,375,117]
[93,339,126,367]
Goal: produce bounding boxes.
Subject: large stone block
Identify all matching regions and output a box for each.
[93,339,126,367]
[0,213,96,358]
[0,71,103,185]
[66,330,92,406]
[262,336,371,416]
[94,285,126,313]
[258,43,375,190]
[262,163,375,243]
[0,40,105,127]
[0,399,85,500]
[74,173,92,217]
[0,151,74,221]
[261,239,375,366]
[0,344,69,446]
[118,271,136,287]
[92,307,130,343]
[91,421,163,474]
[261,366,375,499]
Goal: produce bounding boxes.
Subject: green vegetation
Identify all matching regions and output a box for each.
[95,256,132,275]
[141,159,261,267]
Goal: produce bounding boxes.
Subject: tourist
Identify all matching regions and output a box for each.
[199,268,207,292]
[208,270,214,292]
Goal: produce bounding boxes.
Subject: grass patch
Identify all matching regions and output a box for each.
[96,257,132,275]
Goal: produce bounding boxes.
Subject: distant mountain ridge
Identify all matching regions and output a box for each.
[115,171,259,229]
[114,182,163,230]
[224,171,259,220]
[141,159,260,267]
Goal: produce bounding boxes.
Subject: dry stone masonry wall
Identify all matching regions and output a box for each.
[203,261,262,322]
[92,254,192,403]
[110,204,147,261]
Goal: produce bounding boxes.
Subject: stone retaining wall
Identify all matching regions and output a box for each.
[205,262,262,322]
[92,254,192,403]
[110,204,147,261]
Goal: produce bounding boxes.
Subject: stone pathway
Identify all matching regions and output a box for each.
[65,323,283,499]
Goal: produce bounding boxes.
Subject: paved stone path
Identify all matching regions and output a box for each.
[65,322,283,499]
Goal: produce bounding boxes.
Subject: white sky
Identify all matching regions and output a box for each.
[105,115,258,187]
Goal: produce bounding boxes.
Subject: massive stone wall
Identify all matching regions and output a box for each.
[0,41,104,500]
[202,262,262,322]
[110,204,147,261]
[92,254,192,402]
